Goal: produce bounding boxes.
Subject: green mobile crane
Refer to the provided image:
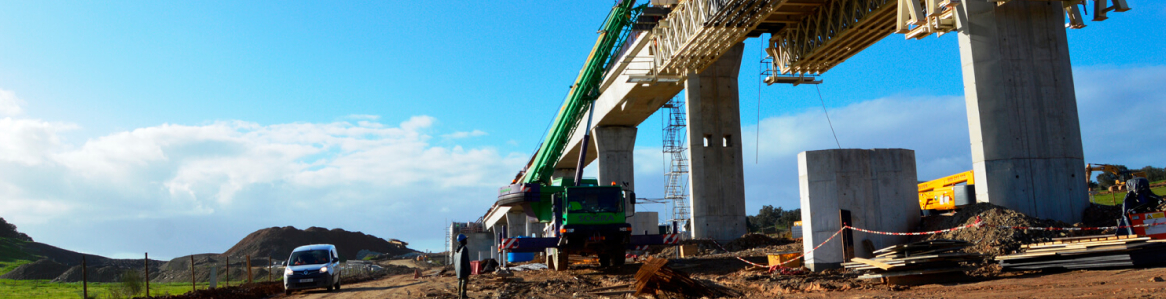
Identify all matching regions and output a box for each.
[494,0,675,271]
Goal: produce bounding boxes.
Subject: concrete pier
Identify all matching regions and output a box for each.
[798,149,919,271]
[957,0,1088,223]
[685,43,747,242]
[594,126,638,218]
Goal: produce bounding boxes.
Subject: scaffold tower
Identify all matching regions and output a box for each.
[662,96,690,230]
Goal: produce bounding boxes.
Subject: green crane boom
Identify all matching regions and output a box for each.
[519,0,639,186]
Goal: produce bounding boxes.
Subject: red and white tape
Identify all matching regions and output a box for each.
[698,216,1166,274]
[847,216,983,236]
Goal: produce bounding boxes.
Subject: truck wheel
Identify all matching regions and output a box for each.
[610,249,626,266]
[598,253,611,267]
[551,250,568,271]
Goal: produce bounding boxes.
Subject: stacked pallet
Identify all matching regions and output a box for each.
[843,239,981,279]
[996,235,1166,270]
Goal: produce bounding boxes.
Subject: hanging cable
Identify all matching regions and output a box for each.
[815,84,842,149]
[755,35,764,164]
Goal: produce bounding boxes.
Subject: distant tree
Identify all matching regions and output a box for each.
[0,217,32,241]
[1140,166,1166,182]
[747,205,801,233]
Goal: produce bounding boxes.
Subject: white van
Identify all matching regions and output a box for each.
[283,244,342,295]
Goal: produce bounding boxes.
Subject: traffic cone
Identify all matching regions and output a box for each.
[413,268,421,280]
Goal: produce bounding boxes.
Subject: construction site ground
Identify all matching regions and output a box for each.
[269,204,1166,298]
[271,254,1166,299]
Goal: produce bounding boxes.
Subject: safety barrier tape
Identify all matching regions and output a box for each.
[848,216,984,236]
[700,215,1166,273]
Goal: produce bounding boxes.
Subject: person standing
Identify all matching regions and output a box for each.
[454,234,471,299]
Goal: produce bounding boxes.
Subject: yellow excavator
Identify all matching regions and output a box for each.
[918,170,975,215]
[1086,163,1147,192]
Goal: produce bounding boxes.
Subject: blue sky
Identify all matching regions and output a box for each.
[0,1,1163,259]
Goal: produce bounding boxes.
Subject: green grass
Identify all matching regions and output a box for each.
[0,238,40,276]
[0,279,261,299]
[1090,180,1166,206]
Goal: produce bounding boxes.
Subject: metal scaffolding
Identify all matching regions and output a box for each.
[662,96,691,231]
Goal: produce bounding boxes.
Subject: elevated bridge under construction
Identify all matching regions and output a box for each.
[478,0,1130,261]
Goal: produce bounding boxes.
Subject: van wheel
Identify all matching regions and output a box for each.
[335,278,341,290]
[327,284,334,291]
[284,290,291,295]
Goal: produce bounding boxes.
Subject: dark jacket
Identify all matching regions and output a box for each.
[454,244,471,279]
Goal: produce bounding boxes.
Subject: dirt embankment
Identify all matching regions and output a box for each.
[2,225,418,284]
[224,226,416,261]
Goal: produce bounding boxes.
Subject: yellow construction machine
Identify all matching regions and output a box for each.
[918,170,975,215]
[1086,163,1147,192]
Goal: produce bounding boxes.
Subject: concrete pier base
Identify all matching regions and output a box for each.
[957,0,1088,223]
[594,126,637,218]
[686,43,747,242]
[798,149,919,271]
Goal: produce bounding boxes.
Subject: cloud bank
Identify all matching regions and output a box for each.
[1,66,1162,259]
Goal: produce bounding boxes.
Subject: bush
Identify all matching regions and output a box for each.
[113,269,143,298]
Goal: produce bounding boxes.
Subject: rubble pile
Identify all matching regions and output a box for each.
[915,203,1073,256]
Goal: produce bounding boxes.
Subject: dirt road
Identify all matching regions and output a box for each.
[281,274,459,299]
[274,262,1166,299]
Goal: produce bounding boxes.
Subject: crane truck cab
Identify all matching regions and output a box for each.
[555,180,633,267]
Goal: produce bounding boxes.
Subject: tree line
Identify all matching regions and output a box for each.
[1093,165,1166,189]
[746,205,801,234]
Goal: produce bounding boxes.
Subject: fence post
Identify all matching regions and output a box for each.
[190,255,195,293]
[82,255,88,299]
[144,252,150,297]
[246,255,253,284]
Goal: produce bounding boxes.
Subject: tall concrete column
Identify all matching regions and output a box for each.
[551,168,576,183]
[594,126,637,218]
[957,0,1087,223]
[685,43,747,242]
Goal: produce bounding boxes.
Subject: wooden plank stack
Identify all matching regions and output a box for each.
[634,257,716,298]
[842,239,981,279]
[996,234,1166,270]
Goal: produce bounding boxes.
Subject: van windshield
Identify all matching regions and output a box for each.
[288,250,330,266]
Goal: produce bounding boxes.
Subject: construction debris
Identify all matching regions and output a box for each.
[634,257,734,298]
[914,203,1073,256]
[996,235,1166,270]
[843,239,980,280]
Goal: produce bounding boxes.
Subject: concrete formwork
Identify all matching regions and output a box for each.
[956,0,1088,223]
[447,223,493,264]
[594,126,637,218]
[799,149,919,271]
[685,43,747,242]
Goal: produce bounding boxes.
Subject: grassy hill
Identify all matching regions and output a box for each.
[0,236,40,277]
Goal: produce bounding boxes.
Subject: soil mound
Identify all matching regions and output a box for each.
[223,226,415,261]
[914,203,1072,256]
[0,258,69,280]
[1082,204,1122,228]
[724,234,792,251]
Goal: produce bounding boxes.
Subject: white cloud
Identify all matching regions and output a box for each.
[0,114,524,258]
[346,114,380,120]
[0,89,24,116]
[442,129,488,139]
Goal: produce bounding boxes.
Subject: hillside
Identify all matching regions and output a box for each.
[224,226,416,261]
[0,221,417,283]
